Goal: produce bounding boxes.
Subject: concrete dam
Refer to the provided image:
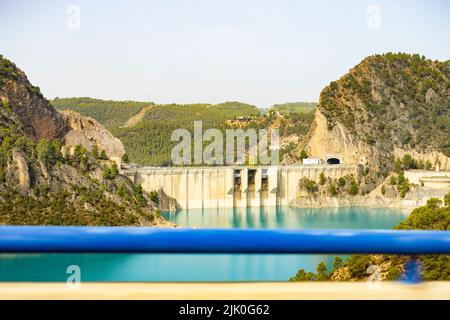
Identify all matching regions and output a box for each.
[124,165,357,209]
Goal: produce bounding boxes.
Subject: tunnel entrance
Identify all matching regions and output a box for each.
[326,157,341,165]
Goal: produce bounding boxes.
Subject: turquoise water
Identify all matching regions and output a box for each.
[0,207,407,282]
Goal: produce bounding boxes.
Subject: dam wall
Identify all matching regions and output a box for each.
[124,165,357,209]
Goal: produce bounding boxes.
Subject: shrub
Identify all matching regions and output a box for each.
[299,149,308,160]
[386,266,401,280]
[134,185,145,207]
[346,255,371,278]
[426,198,442,209]
[381,185,386,195]
[445,191,450,206]
[289,269,315,282]
[149,190,159,203]
[99,149,108,160]
[389,176,397,185]
[333,257,343,270]
[303,179,317,193]
[316,262,329,281]
[36,139,61,167]
[319,172,326,185]
[348,179,359,195]
[338,177,346,187]
[329,183,338,196]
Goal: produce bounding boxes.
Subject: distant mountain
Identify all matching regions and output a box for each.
[0,55,171,225]
[51,97,151,130]
[270,102,317,115]
[53,98,261,166]
[308,53,450,178]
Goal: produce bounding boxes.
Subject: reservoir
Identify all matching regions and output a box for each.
[0,207,407,282]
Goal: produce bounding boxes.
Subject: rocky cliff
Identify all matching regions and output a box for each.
[60,110,125,165]
[0,57,67,141]
[307,53,450,174]
[0,55,171,226]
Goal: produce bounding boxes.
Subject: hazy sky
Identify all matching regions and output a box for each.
[1,0,449,107]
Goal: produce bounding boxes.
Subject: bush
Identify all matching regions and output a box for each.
[149,190,159,203]
[333,257,343,270]
[426,198,442,209]
[99,149,108,160]
[36,139,61,167]
[102,164,118,180]
[299,149,308,160]
[329,183,338,196]
[289,269,315,281]
[303,179,317,193]
[445,191,450,206]
[381,185,386,195]
[348,179,359,195]
[134,185,145,207]
[316,262,329,281]
[338,177,346,187]
[346,255,371,278]
[386,266,401,280]
[319,172,326,185]
[389,176,397,185]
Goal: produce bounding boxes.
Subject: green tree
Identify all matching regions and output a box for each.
[348,179,359,195]
[36,139,57,166]
[346,255,370,278]
[102,166,112,180]
[299,149,308,160]
[426,198,442,209]
[289,269,315,281]
[402,154,414,169]
[111,162,119,177]
[381,185,386,195]
[316,262,329,281]
[116,184,127,198]
[91,144,99,159]
[329,183,338,196]
[149,190,159,203]
[319,172,326,185]
[338,177,346,187]
[445,191,450,206]
[99,149,108,160]
[333,257,343,270]
[386,266,401,280]
[303,179,317,193]
[389,175,397,185]
[122,153,130,164]
[134,185,145,207]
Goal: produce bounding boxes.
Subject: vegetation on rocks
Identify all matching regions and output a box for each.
[320,53,449,156]
[290,192,450,281]
[0,55,165,226]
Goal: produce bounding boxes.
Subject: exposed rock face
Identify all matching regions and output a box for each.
[307,53,450,174]
[308,109,374,165]
[0,55,170,226]
[60,110,125,165]
[6,148,30,189]
[0,60,67,141]
[156,187,180,212]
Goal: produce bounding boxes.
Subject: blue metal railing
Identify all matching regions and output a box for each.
[0,226,449,254]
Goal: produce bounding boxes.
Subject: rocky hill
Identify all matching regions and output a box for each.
[308,53,449,177]
[0,55,174,226]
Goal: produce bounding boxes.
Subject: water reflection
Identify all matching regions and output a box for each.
[0,207,407,282]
